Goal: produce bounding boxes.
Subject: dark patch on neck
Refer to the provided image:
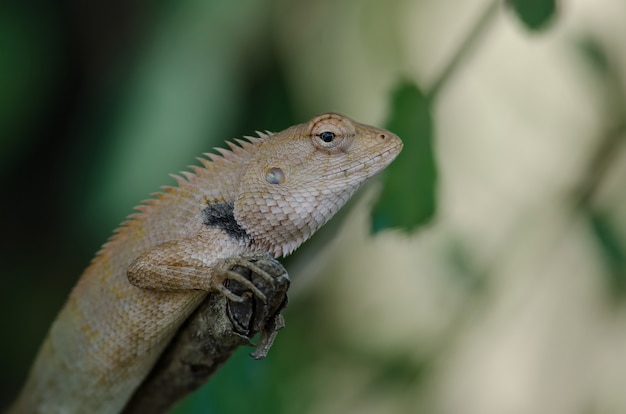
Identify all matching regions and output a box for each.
[202,200,250,241]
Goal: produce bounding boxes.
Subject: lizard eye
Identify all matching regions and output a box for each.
[317,131,336,143]
[311,118,346,151]
[313,129,342,150]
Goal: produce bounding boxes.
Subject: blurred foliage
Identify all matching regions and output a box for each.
[576,36,611,77]
[574,32,626,301]
[372,82,437,233]
[0,4,64,176]
[587,210,626,301]
[506,0,557,31]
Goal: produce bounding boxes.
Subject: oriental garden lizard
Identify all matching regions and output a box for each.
[9,113,402,413]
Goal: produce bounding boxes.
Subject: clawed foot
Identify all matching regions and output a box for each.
[211,254,277,303]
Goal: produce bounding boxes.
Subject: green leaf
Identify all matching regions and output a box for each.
[371,81,437,233]
[576,36,610,77]
[507,0,557,31]
[586,210,626,301]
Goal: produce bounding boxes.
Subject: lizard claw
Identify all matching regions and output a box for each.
[232,257,276,284]
[220,269,267,302]
[212,283,254,303]
[213,255,278,302]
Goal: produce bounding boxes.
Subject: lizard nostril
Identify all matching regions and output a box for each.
[378,133,387,140]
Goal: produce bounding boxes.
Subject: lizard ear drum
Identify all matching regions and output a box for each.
[265,167,285,185]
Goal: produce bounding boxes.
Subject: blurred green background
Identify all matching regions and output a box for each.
[2,0,626,413]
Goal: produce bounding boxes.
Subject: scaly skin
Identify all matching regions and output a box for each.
[10,113,402,413]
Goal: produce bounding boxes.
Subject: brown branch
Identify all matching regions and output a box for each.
[574,124,625,209]
[427,0,500,100]
[122,253,290,414]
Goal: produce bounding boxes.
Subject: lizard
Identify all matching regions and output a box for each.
[9,112,403,414]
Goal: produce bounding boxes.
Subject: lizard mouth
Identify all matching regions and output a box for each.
[333,138,403,181]
[367,140,403,176]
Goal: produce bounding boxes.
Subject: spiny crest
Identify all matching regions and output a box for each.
[92,131,270,261]
[198,133,268,169]
[156,131,268,197]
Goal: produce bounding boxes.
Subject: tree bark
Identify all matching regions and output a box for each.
[122,253,290,414]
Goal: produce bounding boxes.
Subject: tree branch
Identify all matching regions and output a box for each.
[122,253,290,414]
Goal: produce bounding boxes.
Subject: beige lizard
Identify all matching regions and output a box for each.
[9,113,402,413]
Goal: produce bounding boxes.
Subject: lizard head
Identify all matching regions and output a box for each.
[234,112,403,257]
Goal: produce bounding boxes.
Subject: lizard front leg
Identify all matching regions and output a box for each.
[126,238,274,302]
[123,254,290,414]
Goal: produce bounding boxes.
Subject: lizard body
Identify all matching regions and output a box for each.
[10,113,402,413]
